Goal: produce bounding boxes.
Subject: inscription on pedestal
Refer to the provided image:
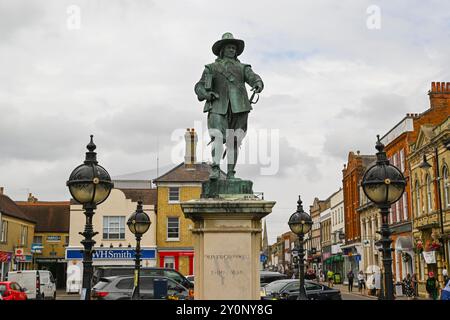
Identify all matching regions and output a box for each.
[204,254,250,288]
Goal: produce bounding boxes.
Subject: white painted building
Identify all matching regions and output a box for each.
[65,187,157,293]
[330,188,345,253]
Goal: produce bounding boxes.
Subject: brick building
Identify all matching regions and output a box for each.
[409,116,450,297]
[154,129,224,276]
[342,151,376,276]
[17,195,70,289]
[379,82,450,285]
[309,198,327,272]
[0,189,36,280]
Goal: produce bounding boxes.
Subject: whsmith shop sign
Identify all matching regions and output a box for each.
[65,248,156,260]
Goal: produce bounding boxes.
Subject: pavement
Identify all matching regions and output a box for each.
[324,282,427,300]
[56,289,80,300]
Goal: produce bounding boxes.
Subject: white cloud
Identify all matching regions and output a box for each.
[0,0,449,244]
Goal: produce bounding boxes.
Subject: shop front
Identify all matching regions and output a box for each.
[330,243,344,277]
[322,247,332,272]
[392,234,414,282]
[310,254,322,274]
[158,250,194,276]
[341,244,362,284]
[0,251,12,281]
[14,253,33,271]
[413,215,447,296]
[65,247,157,293]
[35,258,67,289]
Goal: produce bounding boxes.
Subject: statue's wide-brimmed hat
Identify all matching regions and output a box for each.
[212,32,245,57]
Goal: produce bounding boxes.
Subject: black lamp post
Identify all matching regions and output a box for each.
[361,135,406,300]
[288,196,313,300]
[418,140,450,271]
[127,201,151,300]
[67,135,113,300]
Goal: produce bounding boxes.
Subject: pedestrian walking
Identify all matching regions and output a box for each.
[319,270,324,282]
[374,271,381,297]
[411,273,418,299]
[426,271,439,300]
[327,270,334,287]
[441,279,450,300]
[347,270,354,292]
[357,271,366,294]
[402,274,414,300]
[443,266,448,287]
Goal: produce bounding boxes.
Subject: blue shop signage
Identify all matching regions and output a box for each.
[66,248,156,260]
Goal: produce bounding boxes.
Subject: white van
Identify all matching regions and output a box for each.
[7,270,56,300]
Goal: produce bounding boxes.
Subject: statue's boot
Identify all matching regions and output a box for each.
[226,139,238,180]
[227,165,236,179]
[210,164,220,180]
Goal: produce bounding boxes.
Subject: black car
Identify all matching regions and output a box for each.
[261,279,341,300]
[91,275,192,300]
[92,266,193,290]
[260,271,288,287]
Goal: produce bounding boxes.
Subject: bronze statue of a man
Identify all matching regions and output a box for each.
[195,32,264,180]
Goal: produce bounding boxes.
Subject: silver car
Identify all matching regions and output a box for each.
[91,275,192,300]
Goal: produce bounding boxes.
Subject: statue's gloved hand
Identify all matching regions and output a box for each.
[252,84,263,94]
[207,92,219,101]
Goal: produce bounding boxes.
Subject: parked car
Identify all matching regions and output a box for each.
[0,281,28,300]
[260,271,288,287]
[260,279,342,300]
[7,270,56,300]
[91,275,193,300]
[186,275,194,286]
[92,266,193,291]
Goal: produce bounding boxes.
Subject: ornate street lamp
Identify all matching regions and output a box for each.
[67,135,113,300]
[127,201,151,300]
[288,196,313,300]
[361,135,406,300]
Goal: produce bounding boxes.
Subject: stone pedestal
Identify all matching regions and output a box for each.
[181,197,275,300]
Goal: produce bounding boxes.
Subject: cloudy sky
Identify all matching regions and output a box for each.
[1,0,449,244]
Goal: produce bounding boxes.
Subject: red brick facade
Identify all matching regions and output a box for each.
[343,152,376,244]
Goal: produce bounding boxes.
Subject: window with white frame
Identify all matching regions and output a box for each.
[103,216,126,240]
[443,165,450,207]
[167,217,180,240]
[415,180,421,217]
[20,226,28,247]
[426,175,433,213]
[0,220,7,243]
[168,187,180,202]
[400,149,405,172]
[403,193,408,221]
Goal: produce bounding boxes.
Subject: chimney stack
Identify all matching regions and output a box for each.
[184,128,197,169]
[28,193,38,203]
[429,81,450,109]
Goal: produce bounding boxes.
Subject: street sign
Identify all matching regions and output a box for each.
[14,248,24,256]
[31,243,44,253]
[260,254,267,263]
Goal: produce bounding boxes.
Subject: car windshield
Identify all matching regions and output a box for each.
[264,281,289,293]
[0,284,6,293]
